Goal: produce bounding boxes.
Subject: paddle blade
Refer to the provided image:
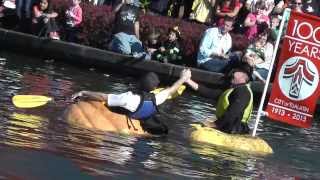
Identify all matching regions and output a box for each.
[12,95,53,108]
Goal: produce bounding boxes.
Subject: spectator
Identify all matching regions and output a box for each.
[186,62,254,134]
[153,26,182,64]
[111,0,149,59]
[167,0,184,18]
[149,0,169,16]
[31,0,59,39]
[272,0,289,14]
[289,0,304,13]
[189,0,216,24]
[197,16,239,73]
[244,1,270,41]
[65,0,83,43]
[270,14,280,42]
[215,0,242,26]
[243,28,274,82]
[245,0,274,15]
[144,27,161,57]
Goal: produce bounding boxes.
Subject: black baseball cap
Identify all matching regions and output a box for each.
[226,62,253,81]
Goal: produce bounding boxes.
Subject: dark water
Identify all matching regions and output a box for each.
[0,51,319,180]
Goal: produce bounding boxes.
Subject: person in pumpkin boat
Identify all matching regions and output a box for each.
[70,69,191,136]
[186,62,254,134]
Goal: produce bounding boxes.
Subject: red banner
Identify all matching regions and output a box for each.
[266,11,320,128]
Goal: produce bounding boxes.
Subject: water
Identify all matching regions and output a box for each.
[0,51,319,179]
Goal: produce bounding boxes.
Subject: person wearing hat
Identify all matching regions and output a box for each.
[71,69,191,135]
[153,26,182,64]
[186,62,253,134]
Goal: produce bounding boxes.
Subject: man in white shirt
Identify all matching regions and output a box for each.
[197,16,236,73]
[71,69,191,135]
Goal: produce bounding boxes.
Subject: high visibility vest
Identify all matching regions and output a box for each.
[191,0,212,23]
[216,84,253,124]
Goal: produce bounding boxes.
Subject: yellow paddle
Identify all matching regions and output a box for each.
[12,85,186,108]
[12,95,53,108]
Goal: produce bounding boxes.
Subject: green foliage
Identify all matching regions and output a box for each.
[139,0,150,10]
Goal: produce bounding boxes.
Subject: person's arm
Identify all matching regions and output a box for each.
[178,4,185,19]
[46,12,58,18]
[154,69,191,105]
[265,2,275,15]
[69,7,82,24]
[215,5,224,17]
[33,6,42,18]
[186,79,222,99]
[273,0,284,14]
[71,90,109,102]
[210,0,216,7]
[134,21,140,39]
[226,5,240,17]
[263,43,274,63]
[198,29,217,60]
[113,0,124,13]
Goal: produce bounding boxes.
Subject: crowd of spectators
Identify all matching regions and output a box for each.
[0,0,320,82]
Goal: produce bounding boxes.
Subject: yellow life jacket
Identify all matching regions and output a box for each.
[191,0,213,23]
[216,84,253,124]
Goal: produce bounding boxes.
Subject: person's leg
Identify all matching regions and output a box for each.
[130,35,150,60]
[16,0,22,19]
[111,32,132,55]
[25,0,32,18]
[199,58,229,73]
[129,35,144,53]
[252,68,268,83]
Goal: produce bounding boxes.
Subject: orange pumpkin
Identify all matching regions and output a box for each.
[63,100,149,136]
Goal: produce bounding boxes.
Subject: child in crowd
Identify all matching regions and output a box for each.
[65,0,82,42]
[153,26,182,64]
[31,0,60,39]
[270,14,280,41]
[244,1,270,41]
[144,28,161,57]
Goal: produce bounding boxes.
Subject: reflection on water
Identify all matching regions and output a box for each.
[0,51,319,179]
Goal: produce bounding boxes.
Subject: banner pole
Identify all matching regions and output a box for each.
[252,8,291,137]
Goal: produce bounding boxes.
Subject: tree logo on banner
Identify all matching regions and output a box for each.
[278,56,318,101]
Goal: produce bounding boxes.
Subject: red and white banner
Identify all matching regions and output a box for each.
[266,11,320,128]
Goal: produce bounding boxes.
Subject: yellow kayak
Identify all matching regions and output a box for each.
[189,124,273,154]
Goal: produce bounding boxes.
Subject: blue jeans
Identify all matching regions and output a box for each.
[16,0,33,18]
[254,68,269,80]
[111,32,143,55]
[199,53,241,73]
[111,32,150,60]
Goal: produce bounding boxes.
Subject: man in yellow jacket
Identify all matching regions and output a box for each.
[186,62,253,134]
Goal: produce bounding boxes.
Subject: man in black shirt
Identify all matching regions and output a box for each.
[186,62,254,134]
[111,0,149,59]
